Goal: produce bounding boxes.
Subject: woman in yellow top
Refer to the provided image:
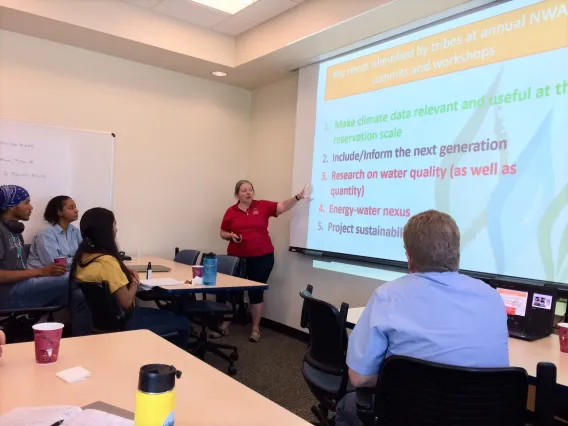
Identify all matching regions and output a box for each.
[70,208,190,349]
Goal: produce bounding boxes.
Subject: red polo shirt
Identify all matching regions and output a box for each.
[221,200,278,258]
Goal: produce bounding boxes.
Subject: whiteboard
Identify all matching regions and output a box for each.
[0,119,114,241]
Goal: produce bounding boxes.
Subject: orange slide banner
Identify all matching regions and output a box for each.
[325,0,568,101]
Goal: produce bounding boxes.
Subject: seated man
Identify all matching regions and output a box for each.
[0,185,89,336]
[336,210,509,426]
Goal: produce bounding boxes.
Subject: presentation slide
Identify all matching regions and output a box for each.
[292,0,568,284]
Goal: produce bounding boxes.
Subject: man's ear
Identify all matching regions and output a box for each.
[406,251,413,273]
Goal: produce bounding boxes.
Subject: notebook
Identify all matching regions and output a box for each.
[0,406,133,426]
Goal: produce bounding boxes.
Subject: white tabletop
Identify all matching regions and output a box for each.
[0,330,310,425]
[346,307,364,328]
[128,256,268,293]
[346,307,568,386]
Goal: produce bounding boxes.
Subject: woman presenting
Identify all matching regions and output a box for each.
[220,180,309,342]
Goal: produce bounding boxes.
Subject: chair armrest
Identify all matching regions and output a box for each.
[355,388,375,424]
[0,305,65,315]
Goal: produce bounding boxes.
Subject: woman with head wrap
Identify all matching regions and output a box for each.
[0,185,90,336]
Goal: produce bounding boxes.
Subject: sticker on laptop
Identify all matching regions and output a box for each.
[497,288,528,317]
[532,294,553,310]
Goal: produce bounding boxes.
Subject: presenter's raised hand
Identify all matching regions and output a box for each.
[297,184,312,200]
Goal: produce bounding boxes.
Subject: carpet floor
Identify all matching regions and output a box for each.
[203,323,319,423]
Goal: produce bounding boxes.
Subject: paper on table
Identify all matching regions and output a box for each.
[56,366,91,383]
[140,278,183,288]
[63,409,133,426]
[0,406,82,426]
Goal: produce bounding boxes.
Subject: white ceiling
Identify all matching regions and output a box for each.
[122,0,306,36]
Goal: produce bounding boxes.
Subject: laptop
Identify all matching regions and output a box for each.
[491,279,557,341]
[128,264,171,273]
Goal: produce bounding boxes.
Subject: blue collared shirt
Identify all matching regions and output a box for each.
[27,224,82,271]
[347,272,509,376]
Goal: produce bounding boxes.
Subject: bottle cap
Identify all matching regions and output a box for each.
[138,364,182,394]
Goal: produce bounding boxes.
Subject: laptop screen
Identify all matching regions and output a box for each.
[493,281,557,334]
[496,287,554,316]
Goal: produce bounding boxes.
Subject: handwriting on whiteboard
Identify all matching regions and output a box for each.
[0,141,35,148]
[0,139,48,180]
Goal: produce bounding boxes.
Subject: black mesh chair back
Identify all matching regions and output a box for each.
[371,355,528,426]
[217,255,241,276]
[200,254,241,277]
[300,285,349,376]
[174,249,201,266]
[77,281,127,332]
[300,285,349,424]
[535,362,557,426]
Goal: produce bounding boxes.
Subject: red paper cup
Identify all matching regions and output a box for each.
[559,323,568,354]
[54,257,66,266]
[33,322,64,364]
[192,265,203,278]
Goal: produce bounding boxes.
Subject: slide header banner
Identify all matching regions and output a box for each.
[325,0,568,101]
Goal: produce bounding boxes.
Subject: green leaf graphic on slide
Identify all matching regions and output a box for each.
[538,183,568,282]
[435,69,503,248]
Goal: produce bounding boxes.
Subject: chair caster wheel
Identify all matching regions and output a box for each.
[228,365,238,376]
[230,351,239,361]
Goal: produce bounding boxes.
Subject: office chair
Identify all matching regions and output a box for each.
[0,244,66,343]
[300,285,350,426]
[534,362,557,426]
[202,254,247,323]
[355,355,540,426]
[0,306,66,343]
[77,281,128,332]
[174,248,201,266]
[77,281,179,342]
[179,254,241,376]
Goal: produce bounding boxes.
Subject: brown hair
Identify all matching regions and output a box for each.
[234,180,254,196]
[403,209,460,273]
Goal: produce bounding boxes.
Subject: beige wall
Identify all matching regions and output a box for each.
[0,30,251,258]
[249,76,380,330]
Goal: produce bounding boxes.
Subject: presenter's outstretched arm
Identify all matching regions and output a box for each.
[277,184,311,216]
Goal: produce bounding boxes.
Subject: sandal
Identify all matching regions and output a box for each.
[209,327,229,339]
[249,330,260,343]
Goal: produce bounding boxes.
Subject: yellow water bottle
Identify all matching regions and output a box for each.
[135,364,182,426]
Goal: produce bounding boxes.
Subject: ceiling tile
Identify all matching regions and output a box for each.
[122,0,165,9]
[154,0,230,27]
[213,15,258,36]
[238,0,296,24]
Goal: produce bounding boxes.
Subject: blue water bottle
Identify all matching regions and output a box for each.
[202,253,217,286]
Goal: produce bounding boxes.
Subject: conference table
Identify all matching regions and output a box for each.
[0,330,310,425]
[346,307,568,388]
[128,256,268,293]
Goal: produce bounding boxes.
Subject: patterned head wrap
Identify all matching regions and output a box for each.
[0,185,30,210]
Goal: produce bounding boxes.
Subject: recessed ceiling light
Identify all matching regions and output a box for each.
[212,71,228,77]
[188,0,258,15]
